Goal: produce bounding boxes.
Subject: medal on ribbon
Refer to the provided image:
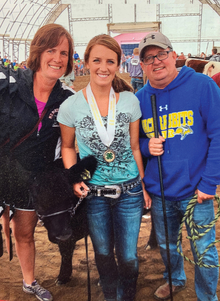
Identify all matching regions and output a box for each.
[103,149,115,163]
[86,83,116,162]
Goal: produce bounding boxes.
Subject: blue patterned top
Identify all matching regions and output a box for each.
[57,89,141,185]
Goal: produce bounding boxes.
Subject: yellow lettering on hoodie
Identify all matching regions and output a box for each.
[171,113,178,127]
[187,111,194,126]
[168,111,194,129]
[147,118,154,132]
[141,119,148,133]
[178,111,188,126]
[159,115,167,130]
[168,129,175,138]
[161,130,167,138]
[142,118,154,136]
[142,111,194,139]
[161,129,175,138]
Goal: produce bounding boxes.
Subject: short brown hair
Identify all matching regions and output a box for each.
[84,34,133,92]
[27,24,73,76]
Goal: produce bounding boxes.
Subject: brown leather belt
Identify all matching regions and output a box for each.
[132,76,143,80]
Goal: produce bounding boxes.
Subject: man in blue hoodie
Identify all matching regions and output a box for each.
[136,32,220,301]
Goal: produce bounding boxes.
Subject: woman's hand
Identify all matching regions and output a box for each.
[73,182,90,198]
[148,135,165,156]
[143,189,152,209]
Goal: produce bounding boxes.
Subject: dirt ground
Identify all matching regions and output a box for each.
[1,74,220,301]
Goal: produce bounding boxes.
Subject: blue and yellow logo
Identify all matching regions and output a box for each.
[174,125,193,140]
[142,110,194,140]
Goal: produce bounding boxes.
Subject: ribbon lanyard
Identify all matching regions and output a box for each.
[86,83,116,147]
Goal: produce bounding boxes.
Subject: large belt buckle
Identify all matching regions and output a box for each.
[104,185,121,199]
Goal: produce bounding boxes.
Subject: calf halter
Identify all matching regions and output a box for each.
[37,192,85,222]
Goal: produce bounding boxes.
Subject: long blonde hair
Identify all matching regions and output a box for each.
[84,34,133,93]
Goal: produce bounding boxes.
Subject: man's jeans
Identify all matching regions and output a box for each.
[131,78,143,93]
[151,195,219,301]
[86,183,144,301]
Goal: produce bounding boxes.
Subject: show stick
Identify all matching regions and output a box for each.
[151,94,173,301]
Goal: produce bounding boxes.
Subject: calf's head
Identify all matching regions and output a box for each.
[32,155,97,243]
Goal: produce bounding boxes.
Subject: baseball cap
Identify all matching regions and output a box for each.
[139,32,173,59]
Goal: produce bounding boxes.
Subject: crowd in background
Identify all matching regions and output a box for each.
[119,50,220,74]
[2,47,220,85]
[2,47,220,75]
[73,51,90,76]
[0,51,91,92]
[0,52,89,77]
[0,56,27,70]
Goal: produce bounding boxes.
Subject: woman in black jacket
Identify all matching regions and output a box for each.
[1,24,74,301]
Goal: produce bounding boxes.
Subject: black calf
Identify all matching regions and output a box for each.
[31,156,97,284]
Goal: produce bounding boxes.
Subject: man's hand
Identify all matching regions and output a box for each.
[148,135,165,156]
[195,189,214,204]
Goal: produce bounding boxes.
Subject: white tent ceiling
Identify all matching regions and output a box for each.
[1,0,220,61]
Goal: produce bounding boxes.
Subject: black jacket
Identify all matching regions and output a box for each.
[9,68,74,172]
[0,65,10,152]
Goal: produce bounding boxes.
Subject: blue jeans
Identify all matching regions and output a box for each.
[151,195,219,301]
[130,78,143,93]
[86,182,144,301]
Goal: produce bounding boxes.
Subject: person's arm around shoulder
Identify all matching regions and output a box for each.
[59,123,89,198]
[130,118,152,209]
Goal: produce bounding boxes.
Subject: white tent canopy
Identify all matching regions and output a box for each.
[1,0,220,62]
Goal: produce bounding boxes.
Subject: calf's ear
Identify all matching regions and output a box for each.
[67,155,97,184]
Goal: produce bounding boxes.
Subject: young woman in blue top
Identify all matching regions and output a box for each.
[58,34,151,301]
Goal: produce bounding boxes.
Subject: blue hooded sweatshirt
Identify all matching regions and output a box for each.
[136,66,220,201]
